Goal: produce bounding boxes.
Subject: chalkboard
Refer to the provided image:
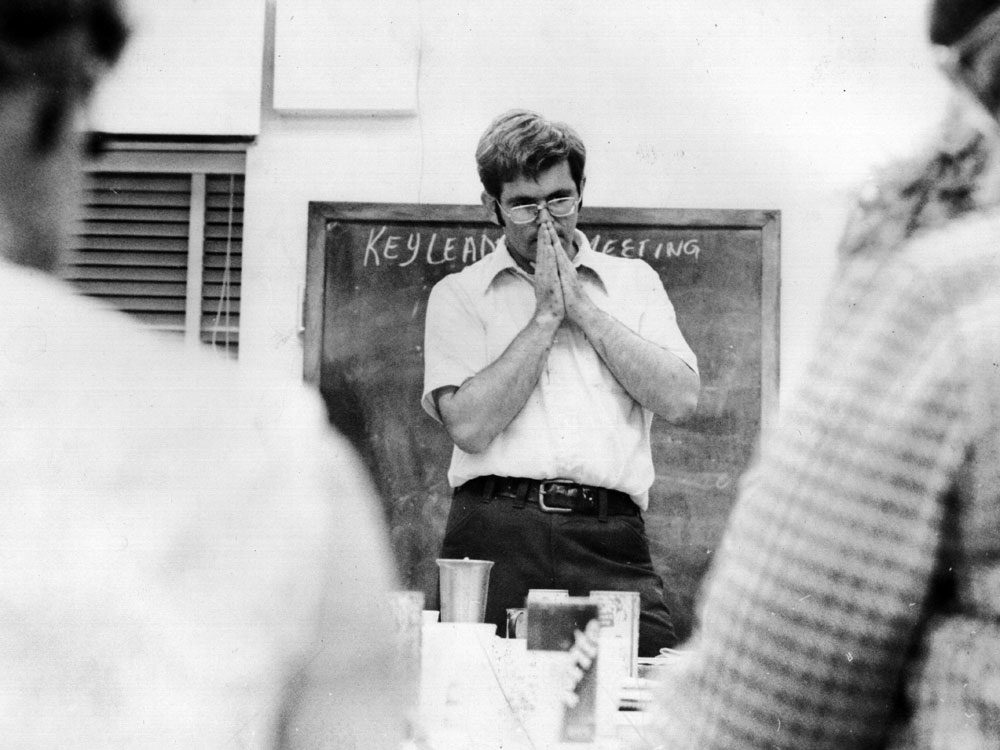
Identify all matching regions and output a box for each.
[303,202,779,639]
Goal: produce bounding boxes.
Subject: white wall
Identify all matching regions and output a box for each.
[100,0,952,401]
[92,0,265,135]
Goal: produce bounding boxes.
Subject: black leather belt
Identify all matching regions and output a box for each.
[459,475,638,518]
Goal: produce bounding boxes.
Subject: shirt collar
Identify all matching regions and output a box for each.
[481,229,609,294]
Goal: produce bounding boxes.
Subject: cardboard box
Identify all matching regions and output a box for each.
[589,590,640,678]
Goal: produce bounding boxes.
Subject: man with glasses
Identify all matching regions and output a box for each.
[422,109,700,655]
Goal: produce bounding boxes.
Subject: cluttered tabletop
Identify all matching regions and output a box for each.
[391,572,690,750]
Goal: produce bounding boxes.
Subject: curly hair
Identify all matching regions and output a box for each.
[475,109,586,200]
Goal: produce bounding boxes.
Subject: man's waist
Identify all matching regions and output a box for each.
[457,475,639,517]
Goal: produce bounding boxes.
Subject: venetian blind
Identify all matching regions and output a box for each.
[201,173,243,357]
[64,143,245,358]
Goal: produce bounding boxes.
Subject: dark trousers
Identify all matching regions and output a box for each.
[440,481,678,656]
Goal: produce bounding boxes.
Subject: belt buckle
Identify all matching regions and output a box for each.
[538,480,574,514]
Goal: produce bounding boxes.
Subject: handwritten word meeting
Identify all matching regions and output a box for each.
[361,226,703,268]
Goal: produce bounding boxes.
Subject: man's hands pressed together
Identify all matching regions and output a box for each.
[436,211,697,455]
[434,217,570,454]
[531,217,567,325]
[533,216,699,422]
[533,216,597,327]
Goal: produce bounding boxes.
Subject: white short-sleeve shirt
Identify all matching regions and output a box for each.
[422,231,698,509]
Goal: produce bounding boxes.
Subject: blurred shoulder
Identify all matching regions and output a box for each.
[0,260,371,513]
[901,207,1000,300]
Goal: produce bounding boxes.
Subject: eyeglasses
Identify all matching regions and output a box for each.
[497,196,580,224]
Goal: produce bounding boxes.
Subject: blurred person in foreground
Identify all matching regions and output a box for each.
[645,2,1000,748]
[0,1,403,747]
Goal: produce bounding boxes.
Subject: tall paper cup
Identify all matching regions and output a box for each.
[436,558,494,623]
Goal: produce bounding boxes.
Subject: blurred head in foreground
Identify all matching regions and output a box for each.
[836,0,1000,260]
[0,0,127,270]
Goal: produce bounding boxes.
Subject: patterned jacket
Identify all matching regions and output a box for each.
[651,107,1000,749]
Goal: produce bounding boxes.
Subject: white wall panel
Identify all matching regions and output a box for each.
[91,0,266,136]
[273,0,419,114]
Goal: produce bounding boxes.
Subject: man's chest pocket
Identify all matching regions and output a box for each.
[483,319,523,363]
[481,300,534,363]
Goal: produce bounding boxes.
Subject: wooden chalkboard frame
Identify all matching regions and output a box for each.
[303,202,779,428]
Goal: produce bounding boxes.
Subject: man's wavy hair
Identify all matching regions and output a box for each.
[0,0,128,152]
[475,110,586,200]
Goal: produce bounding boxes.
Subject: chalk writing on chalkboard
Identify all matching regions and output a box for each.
[304,202,779,641]
[360,225,702,268]
[362,227,497,267]
[587,235,701,260]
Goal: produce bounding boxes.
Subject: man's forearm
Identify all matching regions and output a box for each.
[574,305,699,421]
[548,222,698,420]
[437,314,559,453]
